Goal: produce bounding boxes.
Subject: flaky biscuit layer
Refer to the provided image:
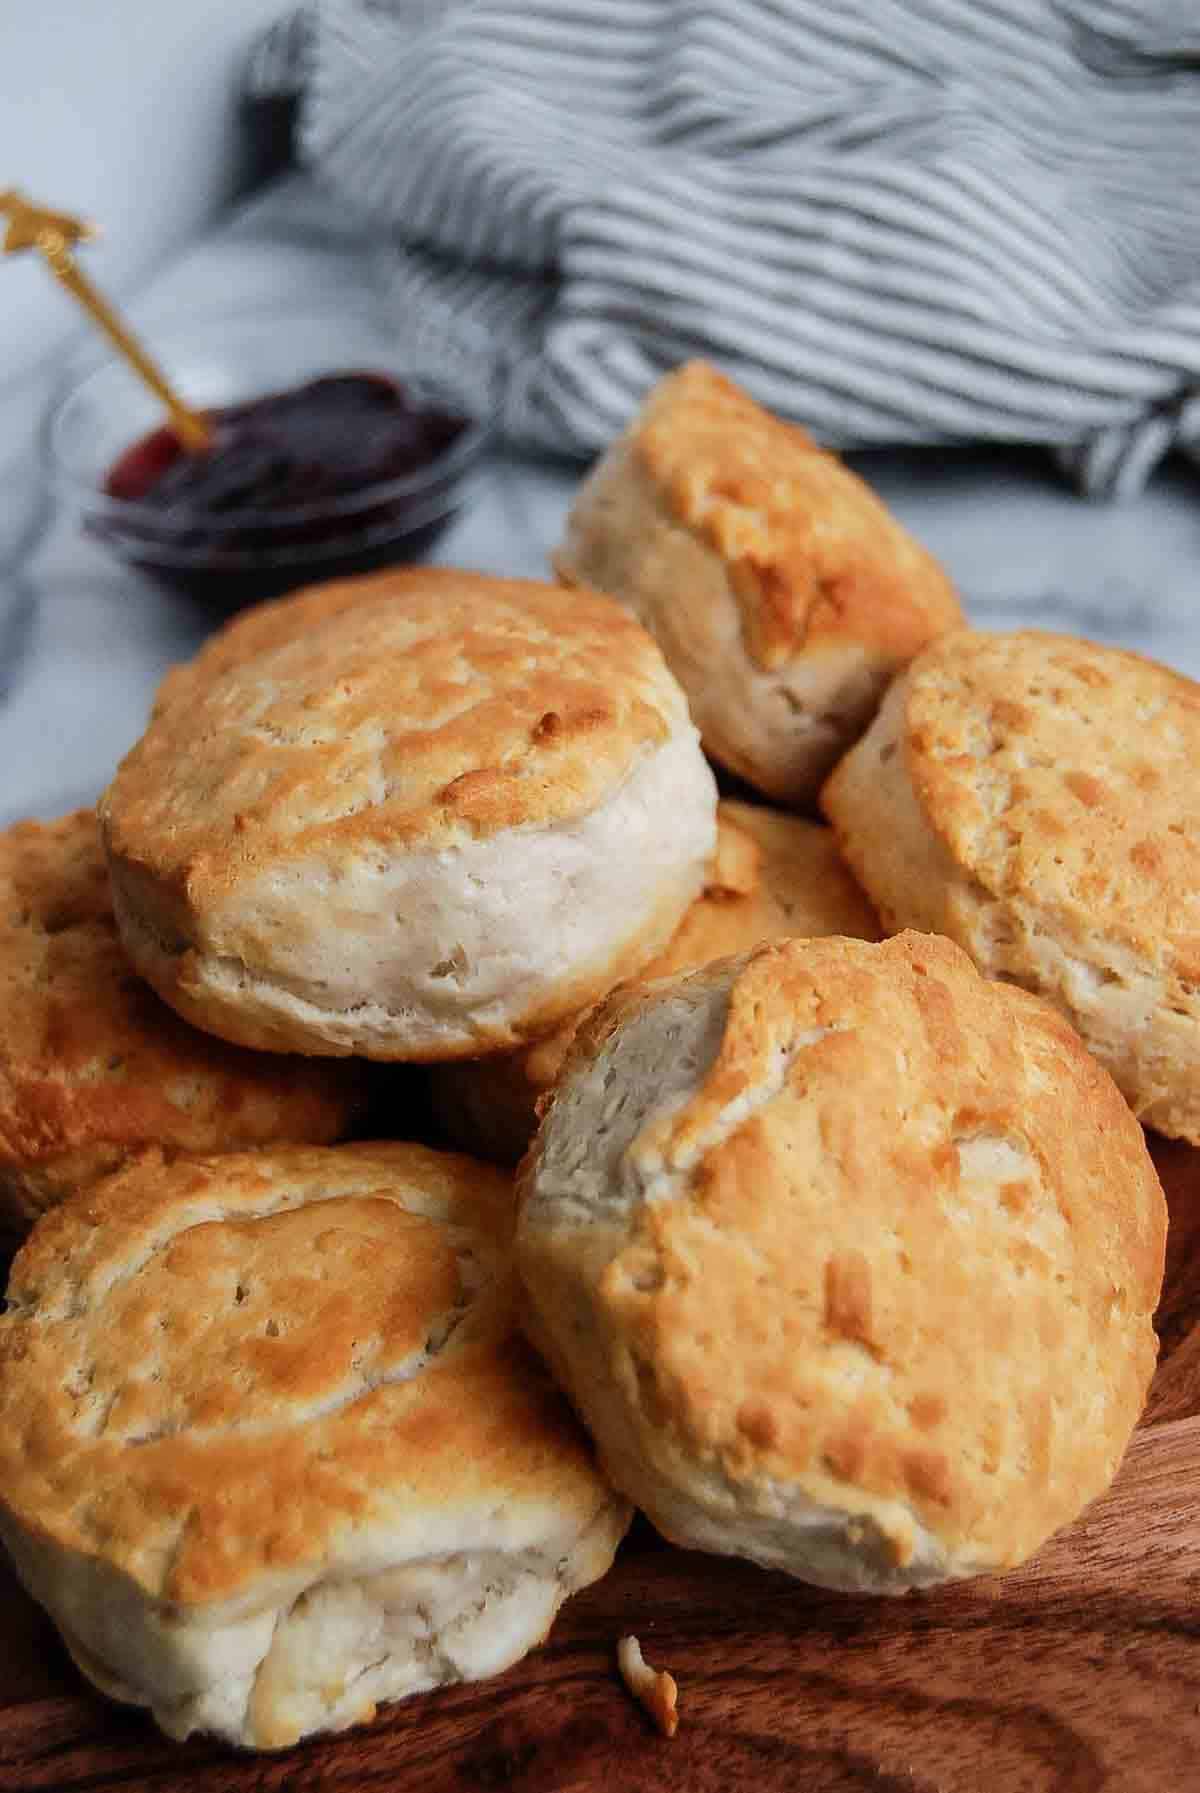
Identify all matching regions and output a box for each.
[432,801,880,1162]
[0,811,364,1229]
[555,362,961,802]
[102,571,717,1058]
[822,629,1200,1142]
[517,934,1164,1591]
[0,1143,627,1747]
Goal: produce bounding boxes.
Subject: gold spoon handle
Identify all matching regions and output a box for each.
[2,189,211,455]
[38,233,211,454]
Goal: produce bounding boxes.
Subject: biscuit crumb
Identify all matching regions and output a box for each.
[617,1634,679,1737]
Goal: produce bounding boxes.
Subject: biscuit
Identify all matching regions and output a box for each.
[0,811,366,1232]
[516,934,1164,1592]
[0,1142,629,1749]
[821,629,1200,1143]
[100,569,718,1060]
[431,800,879,1162]
[554,362,962,804]
[152,576,387,713]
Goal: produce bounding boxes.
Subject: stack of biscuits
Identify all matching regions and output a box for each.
[0,362,1175,1753]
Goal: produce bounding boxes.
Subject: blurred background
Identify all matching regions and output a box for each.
[0,0,284,382]
[2,0,1198,822]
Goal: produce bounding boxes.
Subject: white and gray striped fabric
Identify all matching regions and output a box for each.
[250,1,1200,497]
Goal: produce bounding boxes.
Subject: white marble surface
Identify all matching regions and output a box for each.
[2,175,1198,826]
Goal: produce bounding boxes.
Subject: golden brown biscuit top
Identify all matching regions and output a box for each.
[900,629,1200,981]
[522,801,879,1092]
[152,576,391,714]
[103,570,690,900]
[1,809,113,929]
[633,362,962,670]
[0,1143,608,1607]
[559,933,1163,1569]
[0,812,362,1180]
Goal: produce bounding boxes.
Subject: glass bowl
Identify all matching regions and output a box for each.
[46,303,501,612]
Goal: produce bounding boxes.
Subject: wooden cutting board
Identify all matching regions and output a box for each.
[4,1133,1200,1793]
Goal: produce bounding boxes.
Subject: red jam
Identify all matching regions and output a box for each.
[97,372,471,609]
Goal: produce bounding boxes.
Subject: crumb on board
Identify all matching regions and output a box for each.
[617,1634,679,1738]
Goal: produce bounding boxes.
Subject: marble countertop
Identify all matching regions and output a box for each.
[2,175,1197,827]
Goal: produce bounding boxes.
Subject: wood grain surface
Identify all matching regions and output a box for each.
[3,1133,1199,1793]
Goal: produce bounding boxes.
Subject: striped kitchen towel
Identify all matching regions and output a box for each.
[250,1,1200,497]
